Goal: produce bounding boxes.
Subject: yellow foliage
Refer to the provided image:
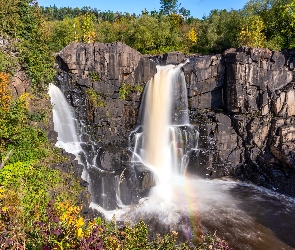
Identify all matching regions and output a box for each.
[19,92,31,110]
[188,27,197,43]
[238,16,265,48]
[82,13,96,43]
[0,186,4,198]
[55,201,87,238]
[77,227,83,237]
[0,72,11,110]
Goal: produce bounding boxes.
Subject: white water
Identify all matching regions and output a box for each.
[48,84,82,155]
[131,64,198,201]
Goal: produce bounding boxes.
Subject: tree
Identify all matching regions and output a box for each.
[179,7,190,18]
[241,0,295,50]
[238,15,266,47]
[160,0,179,15]
[196,9,243,53]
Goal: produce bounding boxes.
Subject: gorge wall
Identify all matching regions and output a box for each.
[55,42,295,197]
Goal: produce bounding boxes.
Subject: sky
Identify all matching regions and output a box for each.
[37,0,250,19]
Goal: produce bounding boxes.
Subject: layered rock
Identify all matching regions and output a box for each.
[56,42,295,198]
[56,41,156,146]
[184,47,295,195]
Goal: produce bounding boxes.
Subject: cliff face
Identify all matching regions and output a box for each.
[56,42,158,209]
[56,41,156,146]
[56,42,295,197]
[182,47,295,195]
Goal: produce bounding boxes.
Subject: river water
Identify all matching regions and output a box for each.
[91,175,295,250]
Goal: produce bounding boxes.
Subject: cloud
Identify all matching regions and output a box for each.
[196,0,206,5]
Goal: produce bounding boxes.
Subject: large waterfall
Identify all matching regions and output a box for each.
[131,64,198,200]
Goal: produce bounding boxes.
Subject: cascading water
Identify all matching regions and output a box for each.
[117,64,295,249]
[49,84,118,210]
[48,84,82,155]
[130,64,198,200]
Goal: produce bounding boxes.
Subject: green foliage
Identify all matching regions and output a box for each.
[119,83,134,100]
[45,18,78,52]
[46,12,97,51]
[40,5,128,22]
[0,0,55,91]
[196,9,243,53]
[0,196,194,250]
[0,50,19,75]
[125,14,183,54]
[0,160,84,228]
[119,83,144,100]
[242,0,295,50]
[0,93,49,164]
[1,162,53,220]
[86,87,107,108]
[89,71,101,81]
[33,0,295,55]
[19,40,56,92]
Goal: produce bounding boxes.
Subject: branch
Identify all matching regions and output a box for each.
[0,150,13,169]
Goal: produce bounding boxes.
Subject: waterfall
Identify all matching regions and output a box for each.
[48,84,82,155]
[131,64,198,200]
[49,84,122,210]
[48,63,198,209]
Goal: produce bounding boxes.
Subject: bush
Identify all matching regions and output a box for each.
[0,89,49,164]
[1,197,192,249]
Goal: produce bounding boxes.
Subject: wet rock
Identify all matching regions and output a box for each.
[149,51,185,65]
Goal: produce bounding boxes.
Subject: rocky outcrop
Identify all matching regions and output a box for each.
[55,42,157,209]
[56,41,156,146]
[0,36,31,97]
[183,47,295,196]
[56,42,295,197]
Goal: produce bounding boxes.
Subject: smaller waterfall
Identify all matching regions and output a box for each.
[49,84,126,210]
[48,84,82,155]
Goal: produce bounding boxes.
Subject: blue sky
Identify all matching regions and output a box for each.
[37,0,249,19]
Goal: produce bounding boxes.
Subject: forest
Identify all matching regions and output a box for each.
[40,0,295,54]
[0,0,294,249]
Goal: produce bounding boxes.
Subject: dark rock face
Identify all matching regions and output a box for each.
[183,47,295,196]
[55,42,157,209]
[56,42,156,146]
[56,42,295,199]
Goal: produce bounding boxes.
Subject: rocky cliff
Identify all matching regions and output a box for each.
[182,47,295,196]
[55,42,295,197]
